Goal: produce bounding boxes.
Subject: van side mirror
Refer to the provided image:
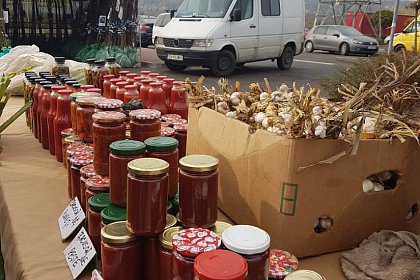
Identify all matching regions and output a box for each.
[231,9,241,22]
[170,10,176,18]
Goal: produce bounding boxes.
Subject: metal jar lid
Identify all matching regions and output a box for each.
[101,221,136,245]
[88,193,111,212]
[127,158,169,176]
[179,155,218,172]
[101,205,127,225]
[144,136,178,152]
[284,270,325,280]
[159,226,184,250]
[110,140,146,156]
[166,214,177,229]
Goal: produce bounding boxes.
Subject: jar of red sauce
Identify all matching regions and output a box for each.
[124,85,139,103]
[179,155,219,228]
[194,250,248,280]
[139,79,153,108]
[101,205,126,228]
[126,73,137,85]
[103,74,115,98]
[61,130,77,168]
[129,109,161,142]
[159,226,183,280]
[163,78,175,108]
[40,84,52,149]
[37,81,52,142]
[70,92,90,131]
[172,228,221,280]
[85,175,110,210]
[119,70,129,81]
[109,140,146,207]
[126,158,169,236]
[161,126,175,137]
[67,144,93,198]
[145,136,179,198]
[101,221,142,280]
[165,116,187,127]
[170,193,179,216]
[70,153,94,201]
[80,84,95,93]
[53,89,73,162]
[87,88,102,95]
[134,76,145,93]
[87,193,112,254]
[76,97,99,143]
[222,225,271,280]
[94,99,123,113]
[116,81,129,101]
[32,78,46,139]
[170,81,189,120]
[140,70,151,78]
[149,73,159,81]
[47,86,66,155]
[92,111,126,176]
[149,82,168,114]
[141,236,162,280]
[156,75,167,82]
[174,123,188,158]
[80,164,96,212]
[109,78,122,99]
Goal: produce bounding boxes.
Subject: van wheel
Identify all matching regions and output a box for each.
[394,45,405,52]
[305,41,314,53]
[211,50,236,77]
[340,43,349,56]
[165,62,187,72]
[277,46,294,70]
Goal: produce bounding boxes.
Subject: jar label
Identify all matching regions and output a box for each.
[58,197,86,241]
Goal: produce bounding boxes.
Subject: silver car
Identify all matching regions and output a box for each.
[305,25,379,56]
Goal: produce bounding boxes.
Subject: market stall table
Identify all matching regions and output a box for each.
[0,97,347,280]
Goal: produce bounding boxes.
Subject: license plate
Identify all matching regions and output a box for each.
[167,54,183,61]
[368,46,377,50]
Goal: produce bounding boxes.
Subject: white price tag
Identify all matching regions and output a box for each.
[3,11,8,24]
[64,228,96,279]
[91,269,104,280]
[58,197,86,241]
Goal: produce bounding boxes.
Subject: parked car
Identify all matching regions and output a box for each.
[138,18,155,48]
[393,16,420,52]
[305,25,379,56]
[384,33,399,45]
[152,13,171,45]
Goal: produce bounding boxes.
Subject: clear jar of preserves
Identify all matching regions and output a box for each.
[172,228,221,280]
[103,74,115,98]
[32,78,46,139]
[174,124,188,159]
[70,153,94,201]
[139,79,153,108]
[109,140,146,207]
[61,129,77,168]
[76,97,100,143]
[80,164,96,212]
[145,136,179,198]
[48,85,66,155]
[140,70,151,78]
[101,221,141,280]
[37,81,52,142]
[94,99,124,113]
[101,205,127,228]
[126,158,169,236]
[124,85,139,103]
[67,144,93,198]
[105,57,121,78]
[40,84,52,150]
[222,225,271,280]
[129,109,161,142]
[85,58,96,85]
[92,112,126,176]
[134,76,146,93]
[194,250,248,280]
[116,81,129,102]
[163,78,175,108]
[159,226,183,280]
[149,82,168,114]
[161,127,175,137]
[92,60,111,90]
[109,78,122,99]
[179,155,219,228]
[52,57,70,76]
[126,73,137,85]
[85,175,110,210]
[88,193,112,254]
[170,81,189,120]
[149,73,159,81]
[119,71,129,81]
[53,89,73,162]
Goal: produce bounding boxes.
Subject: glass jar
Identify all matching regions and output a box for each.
[37,81,52,142]
[61,130,77,168]
[124,85,139,103]
[163,78,175,108]
[174,124,188,159]
[80,164,96,212]
[170,81,189,120]
[32,79,46,139]
[141,236,162,280]
[126,158,169,236]
[162,114,181,124]
[103,74,115,98]
[159,226,183,280]
[85,58,96,85]
[101,205,127,228]
[194,250,248,280]
[156,75,167,83]
[210,221,233,239]
[87,88,102,95]
[87,193,112,254]
[116,81,129,102]
[222,225,271,280]
[76,97,103,143]
[48,86,66,155]
[109,140,146,207]
[73,84,82,92]
[145,137,179,198]
[134,76,146,93]
[172,228,221,280]
[66,81,78,91]
[179,155,219,228]
[161,127,175,137]
[149,82,168,114]
[129,109,161,142]
[92,112,126,176]
[92,60,111,90]
[170,193,179,215]
[126,73,137,85]
[101,221,141,280]
[70,153,94,201]
[53,89,73,162]
[40,84,52,150]
[67,144,93,198]
[105,57,121,78]
[80,84,95,93]
[140,70,151,78]
[139,79,153,108]
[94,99,124,113]
[167,118,188,127]
[119,71,129,81]
[149,73,159,81]
[70,92,86,131]
[85,175,110,211]
[52,57,70,76]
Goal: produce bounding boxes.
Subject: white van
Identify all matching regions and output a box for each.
[155,0,305,76]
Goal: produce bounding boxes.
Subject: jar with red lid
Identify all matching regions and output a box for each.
[174,124,188,158]
[163,78,175,107]
[80,164,96,212]
[119,71,129,81]
[32,78,46,139]
[54,89,73,162]
[85,175,110,210]
[109,140,146,207]
[80,84,95,92]
[66,143,89,198]
[149,82,168,114]
[103,74,115,98]
[126,73,137,85]
[222,225,271,280]
[37,81,52,142]
[140,70,151,78]
[161,126,175,137]
[194,250,248,280]
[126,158,169,236]
[170,81,189,120]
[172,228,221,280]
[129,109,161,142]
[124,85,139,103]
[156,75,167,82]
[94,99,124,113]
[101,221,141,280]
[267,250,298,279]
[87,193,112,254]
[145,137,179,198]
[105,57,121,78]
[116,81,129,101]
[109,78,122,99]
[76,97,102,143]
[48,85,66,155]
[149,73,159,81]
[40,84,52,149]
[70,153,94,201]
[61,130,77,168]
[134,76,145,93]
[92,111,126,176]
[87,88,102,95]
[140,79,154,108]
[179,155,219,228]
[159,226,183,280]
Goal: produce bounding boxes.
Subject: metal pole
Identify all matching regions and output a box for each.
[388,0,400,54]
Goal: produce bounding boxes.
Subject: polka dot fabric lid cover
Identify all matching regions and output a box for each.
[95,98,123,109]
[166,118,187,126]
[80,164,96,178]
[174,123,188,132]
[161,127,175,136]
[67,144,93,157]
[269,249,299,279]
[70,153,94,166]
[129,109,161,120]
[61,128,75,137]
[172,228,221,257]
[86,175,110,189]
[161,114,181,122]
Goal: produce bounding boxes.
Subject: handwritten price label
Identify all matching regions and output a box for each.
[91,269,104,280]
[58,197,86,241]
[64,228,96,279]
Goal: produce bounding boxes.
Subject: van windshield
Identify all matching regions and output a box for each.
[175,0,234,18]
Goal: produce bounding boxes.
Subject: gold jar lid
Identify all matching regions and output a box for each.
[101,221,136,245]
[179,155,218,172]
[159,226,183,250]
[210,221,233,238]
[166,214,177,229]
[284,270,325,280]
[128,158,169,176]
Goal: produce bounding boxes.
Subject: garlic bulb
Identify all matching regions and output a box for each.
[260,92,270,101]
[230,92,241,106]
[312,106,323,117]
[373,182,385,192]
[217,101,229,114]
[315,123,327,138]
[319,217,333,229]
[226,111,237,118]
[363,117,377,133]
[278,112,291,124]
[262,118,270,129]
[279,84,289,93]
[362,179,374,193]
[255,112,266,124]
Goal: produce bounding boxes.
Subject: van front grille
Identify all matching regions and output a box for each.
[163,38,194,48]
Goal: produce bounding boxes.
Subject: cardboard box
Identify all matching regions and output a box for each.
[187,107,420,258]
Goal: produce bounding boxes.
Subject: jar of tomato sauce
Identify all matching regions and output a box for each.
[139,79,153,108]
[179,155,219,228]
[70,153,94,201]
[87,193,112,254]
[134,76,145,93]
[145,136,179,198]
[85,175,110,211]
[76,97,98,143]
[101,221,142,280]
[140,70,151,78]
[81,84,95,93]
[101,205,126,228]
[40,84,52,150]
[109,140,146,207]
[162,79,175,107]
[94,99,124,113]
[109,78,122,99]
[126,158,169,236]
[222,225,271,280]
[126,73,137,85]
[174,123,188,159]
[170,81,189,120]
[61,129,76,168]
[116,81,129,102]
[129,109,161,142]
[172,228,221,280]
[80,164,96,212]
[161,126,175,137]
[124,85,139,103]
[119,71,129,81]
[70,92,93,131]
[37,81,52,142]
[149,73,159,81]
[156,75,167,82]
[170,193,179,216]
[54,89,73,162]
[32,78,46,138]
[67,144,92,198]
[103,74,115,98]
[149,82,168,114]
[194,250,248,280]
[141,236,162,280]
[92,111,126,176]
[47,86,66,155]
[159,226,183,280]
[87,88,102,95]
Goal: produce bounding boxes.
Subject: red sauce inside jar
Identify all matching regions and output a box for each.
[40,84,52,149]
[163,78,175,108]
[126,73,137,85]
[169,81,189,120]
[48,86,66,155]
[32,80,44,139]
[129,109,161,142]
[149,82,168,115]
[134,76,146,94]
[102,74,115,98]
[76,97,100,143]
[87,193,112,255]
[116,81,129,102]
[37,82,52,142]
[159,226,183,280]
[174,123,188,159]
[79,164,96,212]
[140,79,153,108]
[109,78,122,99]
[141,236,161,280]
[70,153,94,201]
[124,84,139,103]
[53,90,73,162]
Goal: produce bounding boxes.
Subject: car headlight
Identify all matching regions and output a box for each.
[353,39,363,45]
[193,39,214,48]
[156,37,164,45]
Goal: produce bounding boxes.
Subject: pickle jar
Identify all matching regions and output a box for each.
[140,70,151,78]
[116,81,129,101]
[70,153,94,201]
[170,81,189,120]
[194,250,248,280]
[109,140,146,207]
[174,123,188,158]
[76,97,103,143]
[161,126,175,137]
[94,99,124,113]
[80,164,96,212]
[145,136,179,198]
[126,158,169,236]
[101,205,127,228]
[105,57,121,77]
[163,78,175,107]
[179,155,219,228]
[172,228,221,280]
[85,175,110,209]
[102,74,115,98]
[149,82,168,114]
[109,78,122,99]
[92,111,126,176]
[119,71,129,81]
[92,60,110,90]
[159,226,184,280]
[87,193,112,254]
[85,58,96,85]
[129,109,161,142]
[52,57,70,76]
[101,221,142,280]
[140,79,153,108]
[222,225,271,280]
[126,73,137,85]
[124,85,139,103]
